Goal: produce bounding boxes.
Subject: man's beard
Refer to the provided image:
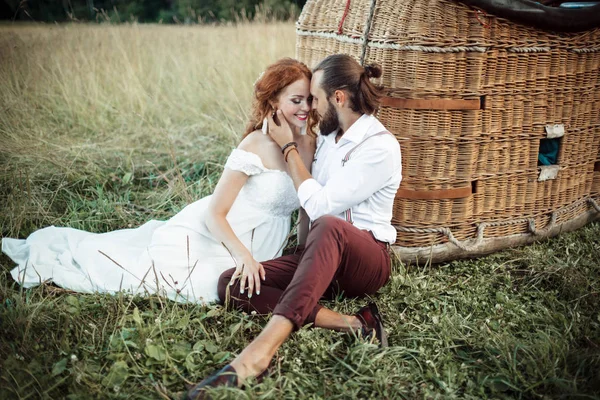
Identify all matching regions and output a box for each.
[318,100,339,136]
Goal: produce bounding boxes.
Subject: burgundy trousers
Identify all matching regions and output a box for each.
[217,216,391,330]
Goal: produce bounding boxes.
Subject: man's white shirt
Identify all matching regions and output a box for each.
[297,114,402,244]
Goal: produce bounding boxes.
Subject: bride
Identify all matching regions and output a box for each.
[2,58,316,304]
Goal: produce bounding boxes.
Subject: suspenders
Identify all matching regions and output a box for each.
[341,131,393,224]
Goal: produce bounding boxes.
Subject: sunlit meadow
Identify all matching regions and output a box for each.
[1,22,599,399]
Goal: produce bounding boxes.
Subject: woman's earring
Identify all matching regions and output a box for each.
[261,117,268,135]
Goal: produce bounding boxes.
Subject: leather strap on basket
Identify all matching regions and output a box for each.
[381,97,482,110]
[396,186,472,200]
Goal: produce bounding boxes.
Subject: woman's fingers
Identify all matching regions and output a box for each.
[267,110,293,147]
[239,269,247,295]
[276,109,291,129]
[259,263,266,282]
[233,260,264,297]
[254,268,261,295]
[229,266,242,286]
[246,274,254,298]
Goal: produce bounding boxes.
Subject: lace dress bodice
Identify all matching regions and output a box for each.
[225,149,299,217]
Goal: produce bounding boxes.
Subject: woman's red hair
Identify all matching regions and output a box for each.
[244,58,317,138]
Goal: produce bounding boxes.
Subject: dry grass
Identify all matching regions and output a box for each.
[0,22,295,236]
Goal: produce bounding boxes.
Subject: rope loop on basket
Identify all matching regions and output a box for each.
[528,212,557,236]
[590,197,600,213]
[337,0,352,35]
[472,8,491,29]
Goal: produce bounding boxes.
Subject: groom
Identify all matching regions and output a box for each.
[188,54,402,397]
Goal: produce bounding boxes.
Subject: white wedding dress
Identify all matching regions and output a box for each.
[2,149,300,303]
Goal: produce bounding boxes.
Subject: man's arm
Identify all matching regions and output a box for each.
[268,110,398,221]
[285,148,312,190]
[267,110,312,190]
[297,147,394,220]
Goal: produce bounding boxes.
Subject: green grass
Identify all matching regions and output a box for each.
[2,225,599,399]
[1,22,600,399]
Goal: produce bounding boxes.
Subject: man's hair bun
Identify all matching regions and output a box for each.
[364,63,382,79]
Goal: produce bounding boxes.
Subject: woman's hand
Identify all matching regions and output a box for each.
[267,109,294,148]
[229,252,266,298]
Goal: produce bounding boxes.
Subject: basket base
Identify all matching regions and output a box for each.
[392,208,600,264]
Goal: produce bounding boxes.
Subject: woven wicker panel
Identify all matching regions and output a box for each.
[297,35,363,68]
[297,0,600,254]
[593,171,600,195]
[367,49,487,94]
[378,108,482,138]
[393,194,474,225]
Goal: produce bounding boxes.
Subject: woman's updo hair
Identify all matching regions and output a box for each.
[313,54,384,115]
[244,58,317,138]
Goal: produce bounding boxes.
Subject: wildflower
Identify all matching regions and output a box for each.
[70,354,78,362]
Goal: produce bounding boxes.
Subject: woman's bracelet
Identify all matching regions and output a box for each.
[281,141,298,154]
[284,146,299,163]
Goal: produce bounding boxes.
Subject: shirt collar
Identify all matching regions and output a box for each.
[318,129,338,145]
[318,114,385,145]
[337,114,372,144]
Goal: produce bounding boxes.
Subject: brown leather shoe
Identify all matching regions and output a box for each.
[355,302,389,347]
[186,364,273,399]
[186,364,238,400]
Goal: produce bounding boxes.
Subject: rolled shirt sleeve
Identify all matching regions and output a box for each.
[297,144,394,221]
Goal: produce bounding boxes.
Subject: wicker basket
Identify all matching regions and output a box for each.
[296,0,600,262]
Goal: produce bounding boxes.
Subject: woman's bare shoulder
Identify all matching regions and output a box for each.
[239,130,270,151]
[237,131,280,164]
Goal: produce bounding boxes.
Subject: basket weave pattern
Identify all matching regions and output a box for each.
[297,0,600,254]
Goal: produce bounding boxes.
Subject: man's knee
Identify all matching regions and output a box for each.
[217,268,235,303]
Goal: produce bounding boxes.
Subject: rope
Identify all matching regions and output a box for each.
[473,8,491,29]
[296,29,596,55]
[360,0,377,65]
[368,42,488,53]
[296,30,488,53]
[590,197,600,213]
[528,212,557,236]
[571,47,600,53]
[337,0,352,34]
[508,47,550,53]
[395,225,483,252]
[395,197,600,250]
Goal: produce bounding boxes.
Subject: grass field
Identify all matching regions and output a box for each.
[1,22,599,399]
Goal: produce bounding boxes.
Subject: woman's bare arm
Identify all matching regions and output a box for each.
[205,160,265,298]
